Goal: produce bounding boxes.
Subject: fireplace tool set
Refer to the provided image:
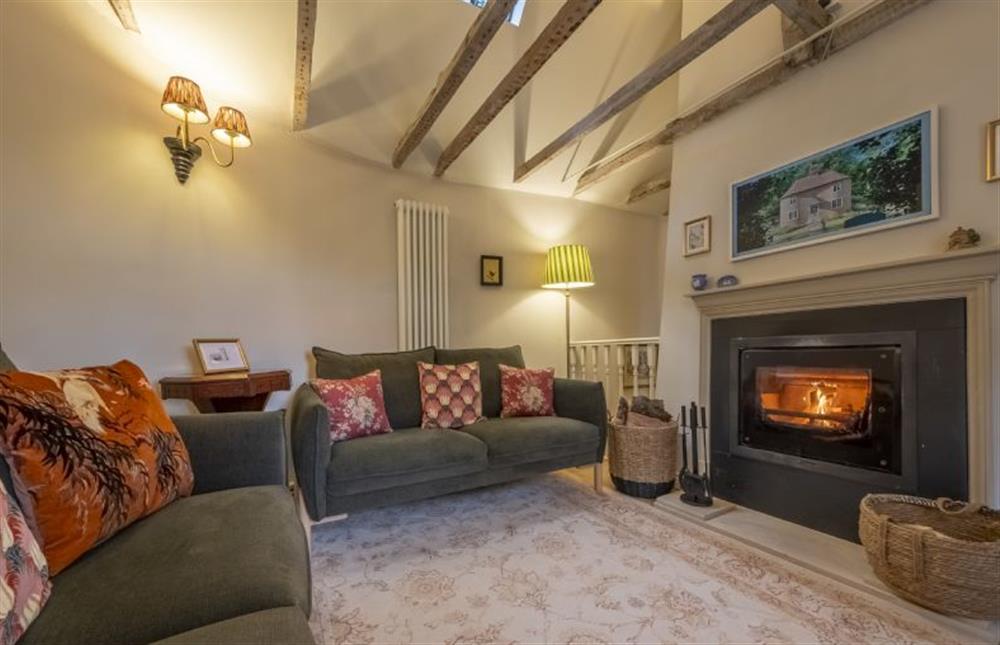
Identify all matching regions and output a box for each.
[679,402,714,507]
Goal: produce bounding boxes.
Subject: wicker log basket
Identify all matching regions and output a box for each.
[858,494,1000,620]
[608,419,678,498]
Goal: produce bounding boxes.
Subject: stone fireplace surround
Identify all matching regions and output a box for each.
[689,246,1000,538]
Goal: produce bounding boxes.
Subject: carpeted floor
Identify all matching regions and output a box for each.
[309,473,958,644]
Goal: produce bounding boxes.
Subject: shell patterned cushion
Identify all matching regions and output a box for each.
[311,370,392,443]
[417,362,484,429]
[499,365,555,418]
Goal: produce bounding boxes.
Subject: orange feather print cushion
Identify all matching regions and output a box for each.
[0,360,194,574]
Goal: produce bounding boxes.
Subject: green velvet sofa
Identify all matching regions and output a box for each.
[291,345,607,521]
[0,347,315,645]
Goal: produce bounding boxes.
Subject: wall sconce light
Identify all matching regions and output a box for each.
[160,76,252,184]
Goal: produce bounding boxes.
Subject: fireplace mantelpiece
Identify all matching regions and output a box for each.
[688,246,1000,521]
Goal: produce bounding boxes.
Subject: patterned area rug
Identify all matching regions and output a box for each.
[309,474,957,644]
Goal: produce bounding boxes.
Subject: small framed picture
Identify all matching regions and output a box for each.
[480,255,503,286]
[193,338,250,375]
[684,216,711,257]
[987,118,1000,182]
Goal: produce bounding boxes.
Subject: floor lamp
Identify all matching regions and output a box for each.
[542,244,595,377]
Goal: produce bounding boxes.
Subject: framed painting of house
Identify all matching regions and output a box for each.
[730,109,937,261]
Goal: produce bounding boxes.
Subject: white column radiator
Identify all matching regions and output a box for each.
[396,199,450,350]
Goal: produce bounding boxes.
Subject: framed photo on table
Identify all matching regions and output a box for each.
[193,338,250,375]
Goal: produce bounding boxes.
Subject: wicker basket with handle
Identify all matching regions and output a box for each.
[858,494,1000,619]
[608,419,678,499]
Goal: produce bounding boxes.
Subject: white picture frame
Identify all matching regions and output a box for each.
[730,107,939,261]
[684,216,711,257]
[193,338,250,375]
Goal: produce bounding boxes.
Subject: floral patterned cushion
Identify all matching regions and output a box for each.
[0,361,194,575]
[417,362,484,429]
[499,365,555,418]
[0,478,50,644]
[311,370,392,443]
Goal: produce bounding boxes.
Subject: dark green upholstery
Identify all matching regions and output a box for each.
[289,383,331,520]
[21,486,310,645]
[327,428,487,496]
[0,344,15,373]
[553,378,608,462]
[313,345,433,429]
[153,607,315,645]
[174,411,287,494]
[292,345,608,522]
[326,450,597,515]
[434,345,524,418]
[459,417,599,467]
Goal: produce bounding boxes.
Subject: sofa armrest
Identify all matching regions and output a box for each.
[172,411,287,495]
[553,378,608,462]
[288,383,331,521]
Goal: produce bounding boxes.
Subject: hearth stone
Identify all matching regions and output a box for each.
[710,298,967,542]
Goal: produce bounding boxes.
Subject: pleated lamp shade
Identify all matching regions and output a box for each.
[160,76,210,124]
[211,107,253,148]
[542,244,595,289]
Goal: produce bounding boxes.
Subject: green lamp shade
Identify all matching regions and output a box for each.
[542,244,594,289]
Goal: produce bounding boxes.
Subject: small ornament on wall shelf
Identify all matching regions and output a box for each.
[716,274,739,288]
[683,216,711,257]
[480,255,503,286]
[691,274,710,291]
[947,227,981,251]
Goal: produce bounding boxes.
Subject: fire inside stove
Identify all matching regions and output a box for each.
[756,366,872,440]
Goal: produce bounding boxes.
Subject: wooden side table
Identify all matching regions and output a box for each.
[160,370,291,413]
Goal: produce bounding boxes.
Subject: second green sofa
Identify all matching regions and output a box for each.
[291,345,607,521]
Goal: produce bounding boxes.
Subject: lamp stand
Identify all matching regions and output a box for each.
[564,288,571,377]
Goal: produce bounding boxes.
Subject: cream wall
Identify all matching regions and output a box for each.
[658,0,1000,409]
[0,1,664,413]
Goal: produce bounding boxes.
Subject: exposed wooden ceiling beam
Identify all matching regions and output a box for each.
[292,0,317,131]
[513,0,772,183]
[107,0,139,33]
[773,0,830,36]
[434,0,603,177]
[392,0,519,169]
[627,176,671,204]
[574,0,932,195]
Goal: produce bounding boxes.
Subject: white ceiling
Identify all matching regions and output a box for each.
[72,0,683,215]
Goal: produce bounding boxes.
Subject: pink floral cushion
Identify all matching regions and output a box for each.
[417,362,484,429]
[499,365,555,418]
[0,478,51,643]
[310,370,392,443]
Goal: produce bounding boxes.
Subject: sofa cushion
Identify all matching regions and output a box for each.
[0,360,194,574]
[417,361,484,429]
[0,478,51,642]
[327,428,487,497]
[435,346,525,418]
[311,370,392,443]
[20,485,310,645]
[499,365,555,418]
[153,607,315,645]
[313,346,434,429]
[458,417,600,467]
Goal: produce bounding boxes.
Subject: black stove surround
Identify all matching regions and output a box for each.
[709,299,967,541]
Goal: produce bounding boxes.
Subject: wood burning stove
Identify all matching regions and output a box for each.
[710,300,967,541]
[729,332,916,491]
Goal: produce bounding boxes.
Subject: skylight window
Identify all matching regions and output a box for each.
[461,0,527,27]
